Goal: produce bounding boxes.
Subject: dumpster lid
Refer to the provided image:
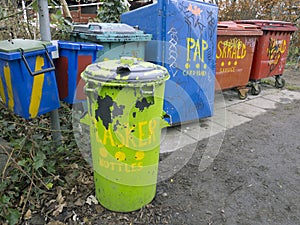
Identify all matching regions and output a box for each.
[58,41,103,51]
[82,57,169,86]
[72,23,140,34]
[218,21,263,36]
[235,20,298,32]
[71,23,152,42]
[0,39,52,53]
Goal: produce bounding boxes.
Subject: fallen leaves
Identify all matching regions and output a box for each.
[86,195,99,206]
[24,209,32,220]
[51,187,67,217]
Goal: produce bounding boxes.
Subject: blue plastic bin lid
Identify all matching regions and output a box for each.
[58,41,103,51]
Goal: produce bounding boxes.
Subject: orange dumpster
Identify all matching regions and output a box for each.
[216,21,263,99]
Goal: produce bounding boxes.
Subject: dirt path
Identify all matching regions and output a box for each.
[157,99,300,225]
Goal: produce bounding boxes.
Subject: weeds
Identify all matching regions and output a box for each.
[0,103,89,224]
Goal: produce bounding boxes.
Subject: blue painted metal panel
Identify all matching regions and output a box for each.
[122,0,218,125]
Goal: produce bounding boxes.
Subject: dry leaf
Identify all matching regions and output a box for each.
[56,187,65,204]
[24,209,32,220]
[70,186,77,195]
[74,198,85,206]
[77,172,93,185]
[86,195,98,205]
[70,163,79,169]
[52,202,67,217]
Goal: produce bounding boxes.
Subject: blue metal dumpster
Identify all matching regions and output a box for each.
[0,39,60,119]
[121,0,218,125]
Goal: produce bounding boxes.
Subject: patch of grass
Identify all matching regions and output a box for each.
[260,79,274,86]
[285,84,300,91]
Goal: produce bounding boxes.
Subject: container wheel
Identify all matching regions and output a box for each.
[238,91,248,100]
[237,88,248,100]
[250,83,261,95]
[275,77,285,88]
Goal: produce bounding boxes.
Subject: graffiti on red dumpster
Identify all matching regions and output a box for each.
[217,38,247,59]
[216,38,247,73]
[267,38,287,72]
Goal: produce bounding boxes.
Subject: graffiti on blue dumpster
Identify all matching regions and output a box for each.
[176,1,216,78]
[207,10,217,64]
[179,2,206,35]
[168,26,179,77]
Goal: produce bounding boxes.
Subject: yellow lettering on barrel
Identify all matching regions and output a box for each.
[29,56,45,118]
[138,121,148,147]
[115,130,125,148]
[4,66,14,111]
[125,124,137,148]
[102,128,116,146]
[131,162,143,172]
[148,119,157,144]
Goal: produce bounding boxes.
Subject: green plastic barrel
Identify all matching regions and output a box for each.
[81,57,169,212]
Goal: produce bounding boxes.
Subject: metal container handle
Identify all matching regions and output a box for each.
[84,86,99,99]
[140,86,155,96]
[20,45,55,76]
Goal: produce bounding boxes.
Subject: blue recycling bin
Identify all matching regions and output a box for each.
[0,39,60,119]
[122,0,218,125]
[55,41,103,104]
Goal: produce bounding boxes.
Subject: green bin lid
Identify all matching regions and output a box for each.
[73,23,140,34]
[82,57,170,86]
[0,39,52,53]
[72,23,152,42]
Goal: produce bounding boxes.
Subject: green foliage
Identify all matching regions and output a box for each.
[50,9,72,40]
[0,103,88,224]
[96,0,130,23]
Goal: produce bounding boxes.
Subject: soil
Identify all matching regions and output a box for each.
[26,68,300,225]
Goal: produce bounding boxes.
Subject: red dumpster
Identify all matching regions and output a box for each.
[236,20,298,95]
[216,21,263,99]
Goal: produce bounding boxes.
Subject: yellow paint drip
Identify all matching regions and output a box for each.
[0,75,6,105]
[29,56,44,118]
[4,66,14,110]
